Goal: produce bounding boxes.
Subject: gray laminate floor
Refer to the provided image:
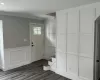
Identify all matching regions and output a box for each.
[0,59,71,80]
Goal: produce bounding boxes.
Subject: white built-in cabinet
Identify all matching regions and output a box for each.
[56,2,100,80]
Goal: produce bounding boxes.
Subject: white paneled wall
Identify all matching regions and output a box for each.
[3,46,31,71]
[55,2,100,80]
[67,54,78,75]
[45,17,56,59]
[66,10,79,77]
[79,7,95,80]
[56,13,67,72]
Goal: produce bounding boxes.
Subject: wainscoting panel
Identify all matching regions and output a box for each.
[3,46,31,71]
[79,57,93,80]
[10,50,26,64]
[56,51,67,72]
[67,54,78,75]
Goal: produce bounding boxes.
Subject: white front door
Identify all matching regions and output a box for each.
[30,23,44,62]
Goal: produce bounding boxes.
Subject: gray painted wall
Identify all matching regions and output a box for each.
[44,18,56,59]
[0,15,44,49]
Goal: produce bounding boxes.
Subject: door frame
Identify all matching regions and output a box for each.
[93,16,100,80]
[29,23,45,62]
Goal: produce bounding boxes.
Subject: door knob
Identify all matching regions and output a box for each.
[32,42,33,44]
[96,60,99,62]
[32,45,34,47]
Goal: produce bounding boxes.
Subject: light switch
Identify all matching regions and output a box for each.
[24,39,27,42]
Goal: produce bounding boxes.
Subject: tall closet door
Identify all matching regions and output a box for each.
[56,12,67,72]
[66,10,79,75]
[79,7,95,80]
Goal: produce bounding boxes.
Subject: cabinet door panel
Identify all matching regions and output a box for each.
[79,57,93,80]
[80,8,95,34]
[67,10,79,33]
[57,51,66,72]
[80,34,93,58]
[67,54,78,75]
[66,34,78,55]
[56,13,67,34]
[57,34,66,53]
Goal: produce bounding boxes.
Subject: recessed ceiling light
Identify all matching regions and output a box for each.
[1,3,4,5]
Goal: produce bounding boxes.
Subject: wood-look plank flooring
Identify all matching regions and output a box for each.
[0,59,71,80]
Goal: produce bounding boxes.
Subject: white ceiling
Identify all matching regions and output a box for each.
[0,0,100,18]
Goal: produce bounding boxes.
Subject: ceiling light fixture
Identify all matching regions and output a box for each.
[1,3,4,5]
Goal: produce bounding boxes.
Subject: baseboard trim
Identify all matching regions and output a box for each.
[3,61,31,71]
[50,69,90,80]
[0,65,3,70]
[55,70,78,80]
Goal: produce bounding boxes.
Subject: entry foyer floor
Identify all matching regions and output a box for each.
[0,59,71,80]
